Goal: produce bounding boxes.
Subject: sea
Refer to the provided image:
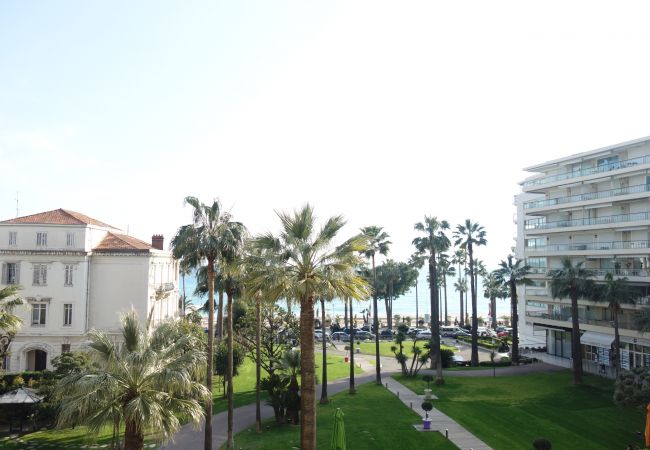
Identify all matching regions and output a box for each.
[181,271,497,323]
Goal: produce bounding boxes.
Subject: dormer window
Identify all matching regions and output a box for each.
[8,232,16,246]
[66,232,75,247]
[36,232,47,247]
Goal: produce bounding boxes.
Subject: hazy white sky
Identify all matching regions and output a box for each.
[2,1,650,274]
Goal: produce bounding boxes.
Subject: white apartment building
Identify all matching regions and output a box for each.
[0,209,180,372]
[516,136,650,375]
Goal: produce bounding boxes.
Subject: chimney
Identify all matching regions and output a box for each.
[151,234,164,250]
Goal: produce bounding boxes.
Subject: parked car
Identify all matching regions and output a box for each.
[497,327,513,338]
[353,331,375,340]
[477,327,497,338]
[360,325,371,332]
[415,330,432,340]
[451,355,469,367]
[440,326,469,338]
[379,329,395,339]
[331,331,350,342]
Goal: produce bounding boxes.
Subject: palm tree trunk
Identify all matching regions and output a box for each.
[300,295,317,450]
[613,307,620,376]
[344,300,348,330]
[469,245,479,367]
[216,289,224,340]
[320,298,329,404]
[349,298,356,394]
[443,278,449,326]
[372,255,381,385]
[181,272,186,317]
[226,289,234,450]
[255,293,262,433]
[459,282,464,327]
[570,287,583,385]
[491,295,497,329]
[510,281,519,364]
[204,261,215,450]
[124,418,144,450]
[429,255,443,384]
[415,282,419,326]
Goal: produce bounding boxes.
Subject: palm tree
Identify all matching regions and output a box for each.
[348,297,356,394]
[453,219,487,367]
[413,216,450,384]
[0,285,23,369]
[595,273,637,376]
[451,249,467,326]
[250,205,370,450]
[55,311,209,450]
[548,257,595,385]
[170,196,244,450]
[483,271,508,329]
[319,296,330,404]
[409,254,424,327]
[493,256,531,364]
[359,226,391,385]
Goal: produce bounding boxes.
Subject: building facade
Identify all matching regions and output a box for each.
[516,136,650,374]
[0,209,180,372]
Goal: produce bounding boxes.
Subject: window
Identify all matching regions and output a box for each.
[36,232,47,246]
[2,263,19,285]
[66,232,75,247]
[33,264,47,285]
[63,304,72,326]
[8,232,16,246]
[526,257,547,268]
[61,344,71,353]
[64,265,74,286]
[31,303,47,325]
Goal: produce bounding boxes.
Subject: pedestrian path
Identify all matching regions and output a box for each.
[382,376,493,450]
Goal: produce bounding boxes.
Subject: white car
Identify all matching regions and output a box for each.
[415,330,432,340]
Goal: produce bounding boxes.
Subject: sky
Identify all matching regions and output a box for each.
[2,1,650,295]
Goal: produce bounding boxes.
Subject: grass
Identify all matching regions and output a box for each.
[0,425,138,449]
[394,370,646,450]
[357,340,456,358]
[212,353,361,413]
[227,382,459,450]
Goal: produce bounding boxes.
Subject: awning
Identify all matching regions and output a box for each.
[580,331,614,348]
[619,336,650,346]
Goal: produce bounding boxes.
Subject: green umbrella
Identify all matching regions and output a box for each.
[331,408,346,450]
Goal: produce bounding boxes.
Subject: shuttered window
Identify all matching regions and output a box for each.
[33,264,47,285]
[1,263,20,285]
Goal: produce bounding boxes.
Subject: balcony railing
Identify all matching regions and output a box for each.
[526,267,650,278]
[522,155,650,188]
[524,183,650,209]
[526,287,548,296]
[527,240,650,253]
[525,311,635,329]
[525,211,650,231]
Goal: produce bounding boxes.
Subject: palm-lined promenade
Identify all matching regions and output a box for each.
[4,183,650,450]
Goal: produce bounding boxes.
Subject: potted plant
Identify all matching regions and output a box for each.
[421,400,433,430]
[344,345,350,363]
[356,340,361,353]
[532,437,552,450]
[422,374,433,399]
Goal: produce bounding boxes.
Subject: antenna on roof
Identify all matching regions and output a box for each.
[14,191,19,217]
[126,225,130,236]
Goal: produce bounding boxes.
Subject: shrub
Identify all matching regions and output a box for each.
[422,374,433,388]
[533,437,552,450]
[421,400,434,419]
[479,359,512,367]
[440,349,455,368]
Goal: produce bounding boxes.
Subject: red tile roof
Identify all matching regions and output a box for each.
[93,232,154,252]
[0,209,117,229]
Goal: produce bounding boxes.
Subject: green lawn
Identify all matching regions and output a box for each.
[0,425,140,449]
[394,370,646,450]
[356,340,456,358]
[226,383,459,450]
[212,353,361,413]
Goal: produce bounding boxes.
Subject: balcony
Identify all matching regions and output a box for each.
[526,239,650,254]
[526,266,650,279]
[525,310,635,329]
[522,155,650,188]
[157,282,176,292]
[523,183,650,210]
[525,211,650,231]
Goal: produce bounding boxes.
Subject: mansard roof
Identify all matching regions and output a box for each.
[93,232,154,253]
[0,209,117,229]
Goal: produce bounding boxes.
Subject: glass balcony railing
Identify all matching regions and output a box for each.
[522,155,650,188]
[524,183,650,209]
[525,211,650,231]
[525,311,635,329]
[526,267,650,278]
[527,240,650,253]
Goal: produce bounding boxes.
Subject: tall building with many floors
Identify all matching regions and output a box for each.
[0,209,180,371]
[516,136,650,375]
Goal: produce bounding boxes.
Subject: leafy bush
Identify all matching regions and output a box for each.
[440,349,455,368]
[479,359,512,367]
[533,437,552,450]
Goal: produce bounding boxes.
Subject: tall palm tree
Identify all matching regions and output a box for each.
[453,219,487,367]
[409,254,424,327]
[170,196,244,450]
[483,271,506,329]
[494,256,531,364]
[548,257,595,385]
[451,249,467,326]
[55,311,209,450]
[413,216,450,384]
[348,297,356,394]
[595,273,637,376]
[359,226,391,385]
[250,205,370,450]
[319,296,330,404]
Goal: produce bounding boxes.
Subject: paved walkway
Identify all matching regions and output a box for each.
[159,347,562,450]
